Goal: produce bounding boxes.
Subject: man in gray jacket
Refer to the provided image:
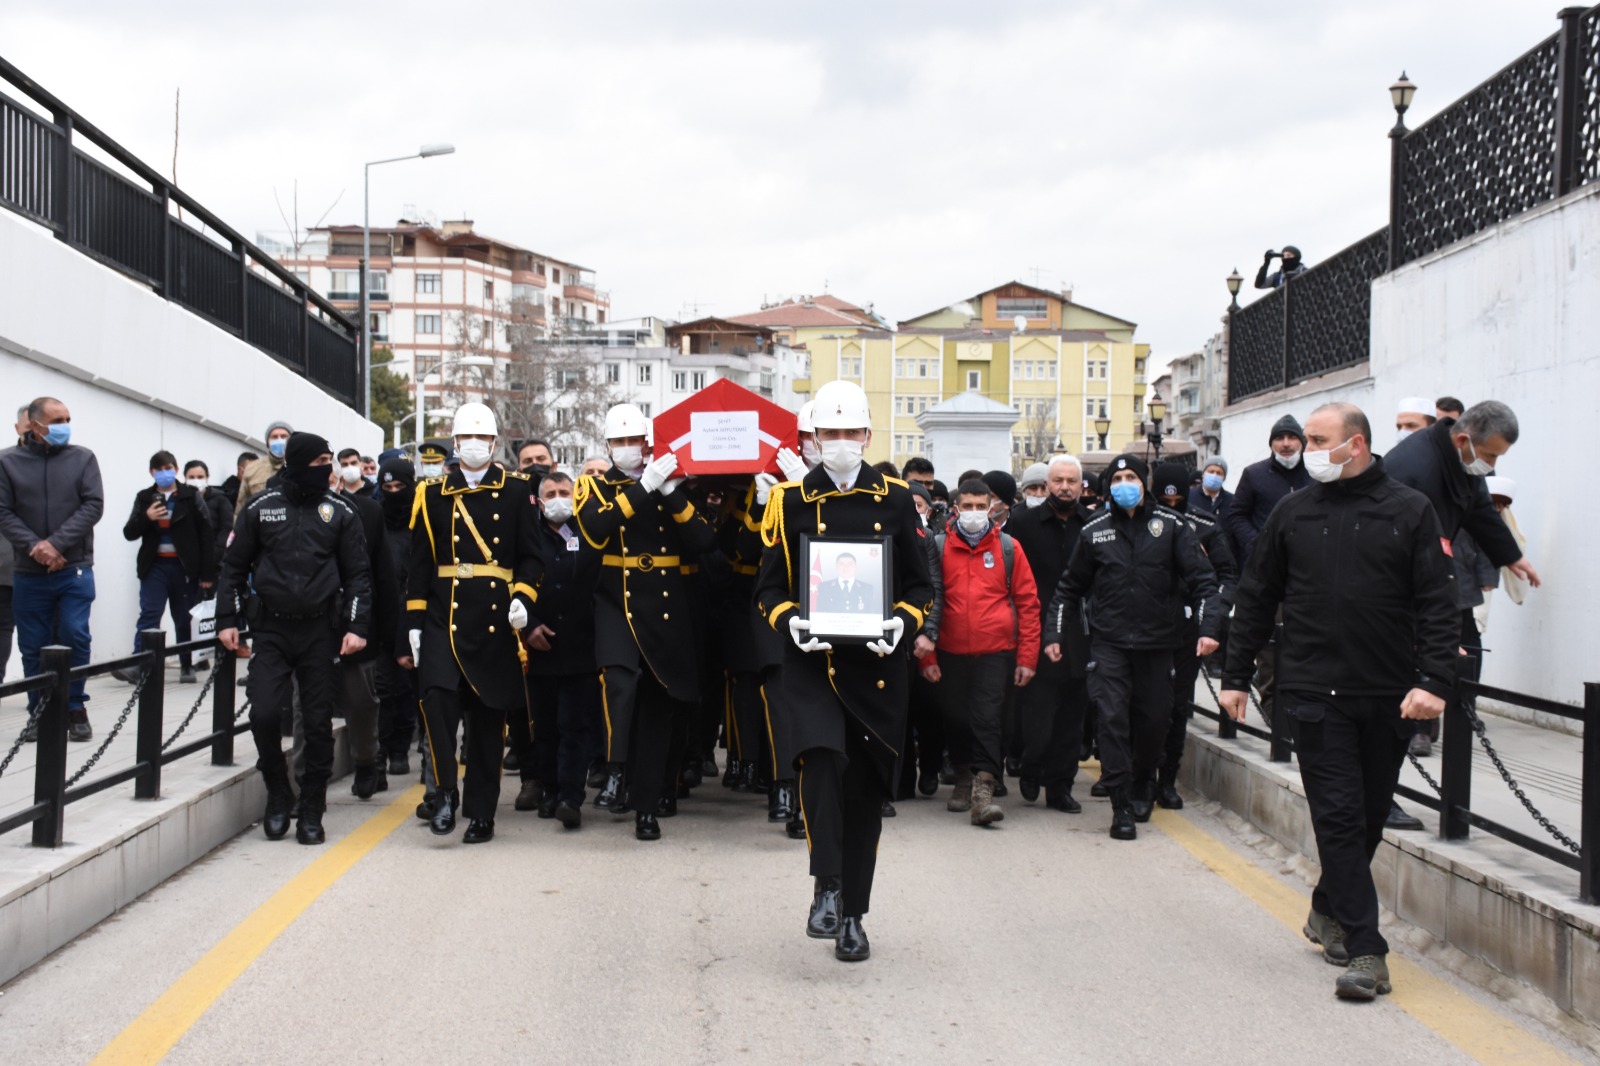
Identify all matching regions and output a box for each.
[0,397,105,741]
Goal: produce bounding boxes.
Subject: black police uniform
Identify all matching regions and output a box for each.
[754,464,933,932]
[216,479,372,832]
[406,464,541,832]
[573,464,716,832]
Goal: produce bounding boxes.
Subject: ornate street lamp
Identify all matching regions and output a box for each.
[1146,396,1167,464]
[1093,416,1111,451]
[1389,72,1417,134]
[1387,72,1417,269]
[1226,268,1243,312]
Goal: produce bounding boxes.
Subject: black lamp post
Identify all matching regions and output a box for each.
[1145,396,1167,464]
[1387,72,1417,269]
[1093,417,1110,451]
[1226,268,1242,312]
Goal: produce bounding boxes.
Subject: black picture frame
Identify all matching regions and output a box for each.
[797,533,895,644]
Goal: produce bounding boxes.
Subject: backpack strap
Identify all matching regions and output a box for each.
[999,532,1015,592]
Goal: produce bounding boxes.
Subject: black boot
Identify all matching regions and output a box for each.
[351,764,378,800]
[1156,768,1184,810]
[681,758,703,790]
[514,779,542,811]
[262,768,295,840]
[735,760,757,793]
[834,916,870,961]
[430,788,459,836]
[635,811,661,841]
[415,792,438,821]
[1090,776,1109,798]
[657,794,678,818]
[807,876,842,939]
[538,790,560,819]
[1128,777,1155,823]
[1109,787,1138,841]
[770,780,796,823]
[786,811,806,840]
[296,784,327,846]
[722,757,741,788]
[594,763,626,812]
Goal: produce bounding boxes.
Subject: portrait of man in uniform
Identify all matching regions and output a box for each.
[814,551,877,614]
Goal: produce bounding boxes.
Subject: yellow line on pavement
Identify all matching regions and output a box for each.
[1151,808,1577,1066]
[89,784,424,1066]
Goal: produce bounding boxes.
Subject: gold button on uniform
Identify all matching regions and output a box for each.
[828,667,836,676]
[451,602,459,609]
[874,523,881,531]
[876,680,885,689]
[873,494,882,503]
[491,603,498,611]
[493,514,500,521]
[493,536,500,544]
[450,624,457,631]
[453,535,460,542]
[489,625,496,633]
[662,613,669,620]
[818,523,827,532]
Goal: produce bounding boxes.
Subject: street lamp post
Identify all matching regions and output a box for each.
[1387,72,1417,270]
[415,353,494,445]
[1226,268,1243,313]
[362,143,455,421]
[1093,417,1110,451]
[1145,396,1167,464]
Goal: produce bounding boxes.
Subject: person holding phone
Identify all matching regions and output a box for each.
[118,450,214,685]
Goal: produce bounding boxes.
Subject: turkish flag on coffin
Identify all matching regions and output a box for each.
[652,378,799,476]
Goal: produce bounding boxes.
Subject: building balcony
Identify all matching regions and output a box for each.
[511,269,546,288]
[564,282,598,302]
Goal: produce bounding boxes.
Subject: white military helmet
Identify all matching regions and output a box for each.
[797,400,816,434]
[810,380,871,431]
[452,402,498,437]
[603,403,650,441]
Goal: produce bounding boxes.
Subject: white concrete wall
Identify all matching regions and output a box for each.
[0,208,379,669]
[1219,181,1600,705]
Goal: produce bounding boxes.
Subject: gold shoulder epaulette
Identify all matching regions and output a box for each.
[506,470,531,481]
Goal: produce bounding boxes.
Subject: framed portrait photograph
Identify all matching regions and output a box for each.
[797,534,894,643]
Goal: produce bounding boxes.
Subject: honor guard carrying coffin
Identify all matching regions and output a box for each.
[573,403,717,842]
[754,380,934,962]
[402,403,542,845]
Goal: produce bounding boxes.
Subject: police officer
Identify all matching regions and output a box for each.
[1043,453,1220,841]
[403,404,541,844]
[217,432,373,845]
[754,380,934,962]
[573,403,717,841]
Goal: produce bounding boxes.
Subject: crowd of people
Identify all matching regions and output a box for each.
[0,384,1539,991]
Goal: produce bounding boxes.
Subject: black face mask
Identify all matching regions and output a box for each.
[285,465,332,500]
[381,486,415,528]
[525,463,551,477]
[1047,493,1077,513]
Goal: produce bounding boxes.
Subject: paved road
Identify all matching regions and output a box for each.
[0,770,1585,1066]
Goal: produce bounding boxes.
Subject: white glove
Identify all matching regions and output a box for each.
[408,629,422,666]
[775,447,807,482]
[788,614,832,653]
[866,616,904,657]
[754,472,779,505]
[507,599,528,630]
[639,452,679,494]
[663,476,686,496]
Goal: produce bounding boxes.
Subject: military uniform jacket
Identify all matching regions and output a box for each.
[572,465,717,701]
[753,464,934,783]
[406,465,541,711]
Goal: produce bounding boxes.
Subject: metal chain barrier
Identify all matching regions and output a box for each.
[1199,669,1275,730]
[0,707,40,780]
[1407,751,1443,795]
[235,698,251,722]
[160,667,219,752]
[64,668,149,789]
[1460,700,1581,855]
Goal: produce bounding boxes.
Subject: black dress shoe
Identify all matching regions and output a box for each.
[1005,755,1023,778]
[463,819,495,844]
[735,761,757,793]
[503,749,521,774]
[1019,777,1040,802]
[770,781,796,823]
[594,764,626,811]
[587,762,607,789]
[68,712,92,742]
[657,794,678,818]
[835,916,870,962]
[1090,777,1109,798]
[635,812,661,841]
[722,757,741,788]
[880,799,896,818]
[1386,802,1424,831]
[681,761,703,789]
[917,769,938,796]
[555,801,582,830]
[807,876,842,939]
[1045,791,1082,814]
[786,814,806,840]
[1156,781,1184,810]
[538,793,559,819]
[416,794,438,820]
[351,764,378,800]
[430,790,459,836]
[387,752,410,776]
[515,780,542,812]
[262,774,294,840]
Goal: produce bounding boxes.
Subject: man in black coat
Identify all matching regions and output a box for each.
[1220,402,1458,1002]
[120,450,214,683]
[1187,455,1233,525]
[375,457,418,778]
[334,459,397,800]
[184,460,235,576]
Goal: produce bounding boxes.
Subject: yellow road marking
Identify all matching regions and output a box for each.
[1151,808,1577,1065]
[89,784,424,1066]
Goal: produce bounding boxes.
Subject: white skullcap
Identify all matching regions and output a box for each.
[1485,476,1516,499]
[1397,396,1433,417]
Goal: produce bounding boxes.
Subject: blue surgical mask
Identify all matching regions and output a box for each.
[43,423,71,447]
[153,469,178,490]
[1109,482,1143,509]
[1202,473,1224,492]
[268,438,287,459]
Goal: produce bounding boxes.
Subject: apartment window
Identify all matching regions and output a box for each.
[997,296,1048,319]
[367,311,388,341]
[417,314,441,335]
[557,369,582,388]
[329,271,360,300]
[1084,398,1107,418]
[966,370,981,390]
[673,370,689,391]
[367,271,388,297]
[291,269,310,287]
[554,407,570,427]
[416,272,441,294]
[839,356,862,378]
[552,267,562,284]
[604,363,621,384]
[1047,360,1057,380]
[1133,396,1144,416]
[1087,359,1108,380]
[638,364,653,385]
[638,402,651,417]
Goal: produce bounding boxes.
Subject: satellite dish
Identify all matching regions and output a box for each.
[1014,314,1028,334]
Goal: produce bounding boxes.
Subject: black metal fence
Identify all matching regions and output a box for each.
[1228,5,1600,405]
[0,56,361,408]
[0,632,249,847]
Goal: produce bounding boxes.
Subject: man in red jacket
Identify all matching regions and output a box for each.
[915,478,1040,826]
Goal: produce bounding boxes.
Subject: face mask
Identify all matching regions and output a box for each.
[286,464,331,498]
[419,462,444,479]
[1203,473,1224,492]
[153,469,178,490]
[380,487,414,526]
[268,438,287,459]
[610,445,644,472]
[1109,482,1143,509]
[526,463,551,477]
[364,474,377,486]
[919,513,929,528]
[187,477,208,493]
[800,439,822,468]
[1273,450,1301,470]
[340,464,363,485]
[1304,439,1354,483]
[1459,437,1493,477]
[39,423,71,447]
[1394,428,1415,444]
[542,497,574,524]
[1023,495,1045,509]
[457,440,493,469]
[956,510,990,535]
[819,438,864,478]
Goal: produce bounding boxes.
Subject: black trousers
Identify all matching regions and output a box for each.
[375,654,417,759]
[0,583,13,683]
[798,728,884,918]
[728,670,769,771]
[909,669,945,781]
[508,685,537,784]
[1162,625,1202,780]
[937,652,1012,777]
[601,665,688,813]
[248,618,339,789]
[1086,642,1173,791]
[419,681,509,821]
[535,673,599,805]
[1018,655,1088,793]
[1292,693,1410,959]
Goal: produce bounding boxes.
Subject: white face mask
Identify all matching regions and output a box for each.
[819,438,864,478]
[457,439,493,469]
[956,510,990,535]
[801,439,822,468]
[186,477,208,492]
[1394,428,1415,444]
[1459,437,1493,477]
[1024,495,1045,508]
[419,462,444,479]
[543,497,574,524]
[1273,450,1302,470]
[610,445,644,473]
[340,464,363,485]
[1304,438,1354,483]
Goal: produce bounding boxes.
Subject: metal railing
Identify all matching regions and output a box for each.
[0,631,249,847]
[0,56,361,408]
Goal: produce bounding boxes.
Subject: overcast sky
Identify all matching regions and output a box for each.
[0,1,1562,373]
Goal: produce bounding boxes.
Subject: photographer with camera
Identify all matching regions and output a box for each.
[1254,245,1307,289]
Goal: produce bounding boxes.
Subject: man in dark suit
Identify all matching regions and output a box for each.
[814,553,876,614]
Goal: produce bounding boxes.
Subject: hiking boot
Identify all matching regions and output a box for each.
[1128,777,1155,823]
[1304,908,1350,966]
[947,766,973,813]
[1108,787,1137,841]
[970,771,1005,827]
[68,709,92,742]
[1335,955,1391,1000]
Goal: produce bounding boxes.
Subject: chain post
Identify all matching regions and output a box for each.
[1438,665,1475,841]
[1581,682,1600,904]
[32,645,72,847]
[1268,627,1291,762]
[135,630,165,799]
[211,644,238,765]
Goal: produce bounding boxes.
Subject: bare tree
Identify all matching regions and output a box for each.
[1018,397,1059,472]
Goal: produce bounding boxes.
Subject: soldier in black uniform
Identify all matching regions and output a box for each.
[375,457,418,777]
[415,438,450,481]
[754,380,933,962]
[402,404,541,844]
[1151,461,1238,810]
[217,432,372,845]
[574,403,717,841]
